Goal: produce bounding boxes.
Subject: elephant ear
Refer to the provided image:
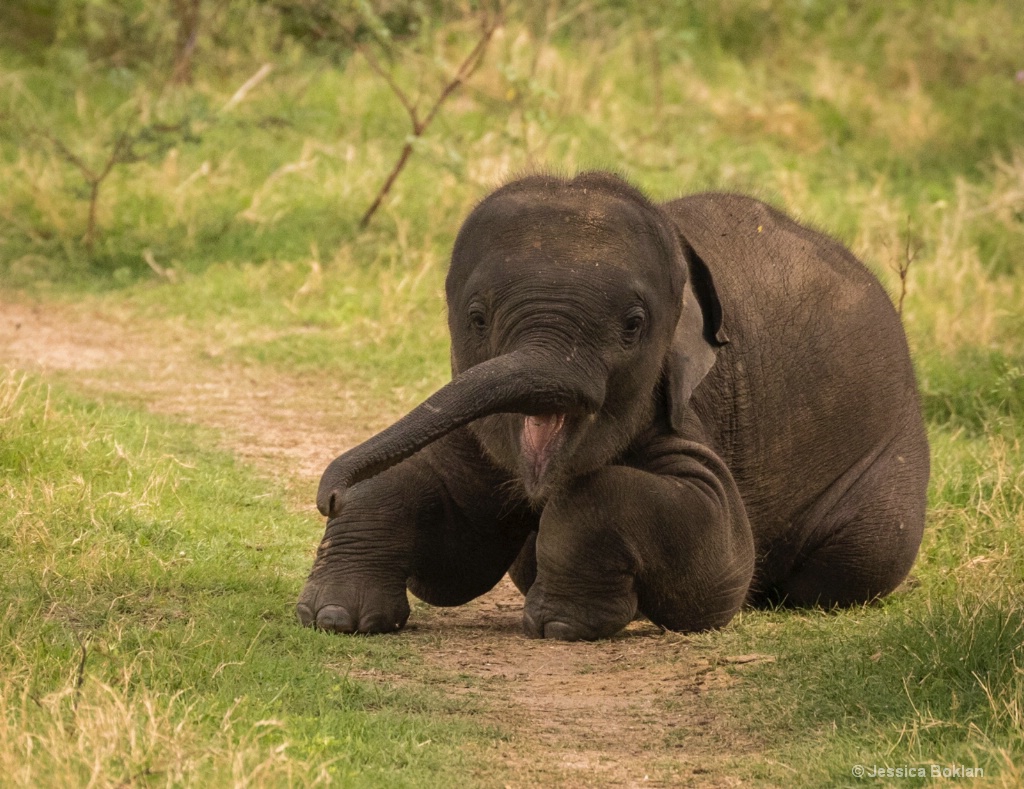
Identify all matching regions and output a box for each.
[663,238,729,433]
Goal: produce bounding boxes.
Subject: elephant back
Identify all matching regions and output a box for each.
[660,193,926,553]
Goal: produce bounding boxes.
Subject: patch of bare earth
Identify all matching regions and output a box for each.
[0,298,771,787]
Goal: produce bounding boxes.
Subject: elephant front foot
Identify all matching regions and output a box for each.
[296,578,410,634]
[522,579,637,641]
[518,467,643,641]
[296,518,411,635]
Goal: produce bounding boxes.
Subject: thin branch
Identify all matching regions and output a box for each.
[893,214,919,318]
[98,125,135,181]
[40,130,97,181]
[38,124,126,250]
[171,0,202,85]
[84,122,137,250]
[73,633,88,706]
[358,44,419,126]
[359,12,501,229]
[359,143,416,230]
[27,101,148,253]
[416,23,495,134]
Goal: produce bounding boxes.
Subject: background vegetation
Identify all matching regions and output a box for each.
[1,0,1022,785]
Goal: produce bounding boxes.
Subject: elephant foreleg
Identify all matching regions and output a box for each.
[297,466,422,634]
[297,430,536,633]
[523,436,755,640]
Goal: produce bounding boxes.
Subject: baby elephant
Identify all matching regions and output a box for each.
[298,172,929,641]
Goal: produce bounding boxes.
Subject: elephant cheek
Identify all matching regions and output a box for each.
[469,415,521,475]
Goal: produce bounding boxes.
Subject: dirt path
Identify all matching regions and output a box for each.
[0,298,767,787]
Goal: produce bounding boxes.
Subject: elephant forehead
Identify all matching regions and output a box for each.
[452,193,673,275]
[493,211,664,264]
[458,226,673,301]
[464,253,654,311]
[499,268,636,307]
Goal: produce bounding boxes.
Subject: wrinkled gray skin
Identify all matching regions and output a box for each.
[297,172,929,641]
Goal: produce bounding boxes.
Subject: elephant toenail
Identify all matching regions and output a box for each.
[296,603,315,627]
[358,613,389,634]
[543,621,582,641]
[316,605,355,633]
[522,610,543,639]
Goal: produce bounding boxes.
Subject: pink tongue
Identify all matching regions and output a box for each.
[523,414,565,457]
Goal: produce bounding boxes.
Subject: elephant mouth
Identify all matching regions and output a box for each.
[521,413,567,489]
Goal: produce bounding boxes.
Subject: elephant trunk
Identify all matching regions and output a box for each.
[317,350,605,517]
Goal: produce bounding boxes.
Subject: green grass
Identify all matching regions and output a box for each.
[2,0,1024,785]
[705,423,1024,785]
[0,370,494,786]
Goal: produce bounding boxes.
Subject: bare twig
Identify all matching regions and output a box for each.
[24,95,190,253]
[89,126,133,248]
[358,46,418,123]
[359,12,501,229]
[171,0,202,85]
[41,119,137,252]
[893,214,919,317]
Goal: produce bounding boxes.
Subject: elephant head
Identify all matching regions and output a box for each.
[317,172,727,515]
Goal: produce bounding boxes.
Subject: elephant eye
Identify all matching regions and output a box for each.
[468,304,488,336]
[621,306,647,346]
